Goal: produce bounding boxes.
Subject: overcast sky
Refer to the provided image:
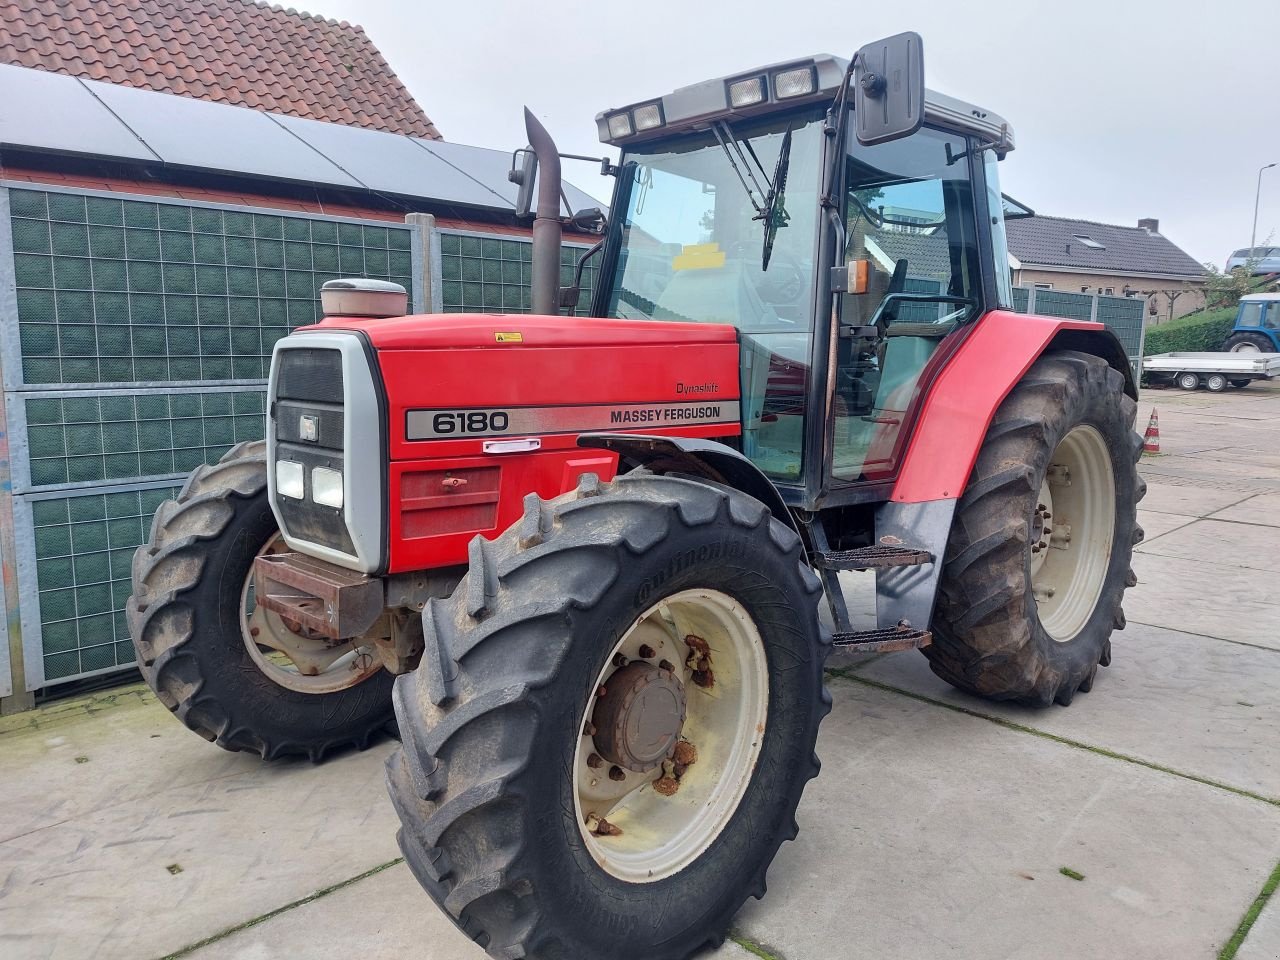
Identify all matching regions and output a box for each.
[313,0,1278,268]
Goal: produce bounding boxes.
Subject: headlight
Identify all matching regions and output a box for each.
[632,102,664,132]
[727,75,766,108]
[606,111,633,139]
[311,467,344,509]
[276,460,304,500]
[774,66,816,99]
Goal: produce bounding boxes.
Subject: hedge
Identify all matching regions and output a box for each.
[1142,306,1238,355]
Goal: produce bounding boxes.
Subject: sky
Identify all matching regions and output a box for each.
[311,0,1279,269]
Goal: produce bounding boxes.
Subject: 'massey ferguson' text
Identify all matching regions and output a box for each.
[610,405,722,425]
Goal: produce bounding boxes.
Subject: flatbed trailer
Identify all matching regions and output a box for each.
[1142,351,1280,391]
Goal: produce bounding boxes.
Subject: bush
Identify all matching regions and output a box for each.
[1143,306,1238,355]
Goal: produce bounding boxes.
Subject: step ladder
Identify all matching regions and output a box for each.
[832,625,932,652]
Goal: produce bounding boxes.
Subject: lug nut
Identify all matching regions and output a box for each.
[587,753,603,769]
[249,627,260,637]
[583,720,596,737]
[596,686,607,698]
[608,765,626,782]
[638,644,656,659]
[659,659,675,673]
[654,776,679,797]
[673,740,697,766]
[612,652,628,668]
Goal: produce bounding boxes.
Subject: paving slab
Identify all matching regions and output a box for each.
[1135,517,1280,573]
[0,695,402,960]
[733,679,1280,960]
[1135,508,1198,543]
[1238,890,1280,960]
[1126,551,1280,650]
[1136,479,1254,517]
[1212,492,1280,528]
[181,860,760,960]
[855,621,1280,801]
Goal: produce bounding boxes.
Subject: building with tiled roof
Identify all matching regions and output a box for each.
[0,0,441,139]
[1007,214,1207,321]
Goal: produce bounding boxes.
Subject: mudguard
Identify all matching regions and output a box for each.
[891,311,1136,504]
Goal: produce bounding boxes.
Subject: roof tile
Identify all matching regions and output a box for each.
[0,0,441,139]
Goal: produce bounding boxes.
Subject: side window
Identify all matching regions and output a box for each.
[1238,302,1264,328]
[1264,304,1280,330]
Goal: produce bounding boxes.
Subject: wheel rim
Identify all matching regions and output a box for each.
[240,534,382,694]
[1029,425,1116,642]
[573,589,769,883]
[1230,341,1260,353]
[1178,374,1198,389]
[1207,375,1227,391]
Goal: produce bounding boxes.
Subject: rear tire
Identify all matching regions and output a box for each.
[1205,373,1229,393]
[126,440,394,761]
[926,351,1143,706]
[387,473,830,959]
[1224,332,1271,354]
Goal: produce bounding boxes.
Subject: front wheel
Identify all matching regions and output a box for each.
[127,441,394,760]
[927,351,1144,706]
[1177,372,1200,390]
[387,473,830,960]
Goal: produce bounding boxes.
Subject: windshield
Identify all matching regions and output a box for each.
[602,110,826,482]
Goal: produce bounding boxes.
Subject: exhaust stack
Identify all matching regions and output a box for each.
[523,107,563,316]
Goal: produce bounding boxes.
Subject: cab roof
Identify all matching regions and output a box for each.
[596,53,1014,153]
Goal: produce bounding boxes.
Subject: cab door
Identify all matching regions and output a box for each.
[829,126,986,486]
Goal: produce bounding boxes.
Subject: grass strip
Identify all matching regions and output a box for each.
[1059,867,1086,882]
[828,669,1280,810]
[730,932,787,960]
[1218,859,1280,960]
[159,857,404,959]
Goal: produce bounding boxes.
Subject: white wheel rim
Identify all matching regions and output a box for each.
[573,589,769,883]
[240,534,382,694]
[1030,425,1116,643]
[1231,342,1260,353]
[1178,374,1198,389]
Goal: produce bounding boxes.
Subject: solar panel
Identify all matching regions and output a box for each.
[423,139,606,215]
[0,64,158,162]
[272,112,509,210]
[84,76,363,189]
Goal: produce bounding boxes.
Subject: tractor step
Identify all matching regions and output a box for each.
[813,544,933,570]
[832,626,932,653]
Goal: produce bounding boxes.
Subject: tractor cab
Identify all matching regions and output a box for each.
[591,51,1016,508]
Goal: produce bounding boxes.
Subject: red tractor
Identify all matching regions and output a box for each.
[129,34,1142,960]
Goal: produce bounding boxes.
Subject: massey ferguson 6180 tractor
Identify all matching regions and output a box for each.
[129,34,1143,960]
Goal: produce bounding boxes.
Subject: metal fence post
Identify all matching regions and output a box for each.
[0,186,34,712]
[405,213,443,313]
[1089,292,1099,324]
[1026,286,1037,314]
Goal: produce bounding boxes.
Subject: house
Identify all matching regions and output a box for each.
[1006,215,1206,323]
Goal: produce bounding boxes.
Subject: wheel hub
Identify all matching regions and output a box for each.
[592,662,687,772]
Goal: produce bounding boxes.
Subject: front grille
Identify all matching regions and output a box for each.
[272,346,355,556]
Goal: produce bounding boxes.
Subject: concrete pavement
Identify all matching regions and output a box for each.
[1,380,1278,960]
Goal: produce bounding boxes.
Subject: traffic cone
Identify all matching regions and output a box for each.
[1142,409,1160,454]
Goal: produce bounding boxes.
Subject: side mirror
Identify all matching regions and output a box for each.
[508,146,539,219]
[853,31,925,146]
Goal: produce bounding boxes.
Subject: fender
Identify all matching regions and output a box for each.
[892,311,1136,504]
[577,434,800,537]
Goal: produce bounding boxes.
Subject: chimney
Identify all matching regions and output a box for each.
[1138,218,1159,233]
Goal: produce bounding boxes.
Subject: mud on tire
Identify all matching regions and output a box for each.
[126,440,394,761]
[926,350,1145,706]
[387,472,831,960]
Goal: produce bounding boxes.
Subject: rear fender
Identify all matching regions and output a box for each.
[892,311,1135,504]
[577,434,798,538]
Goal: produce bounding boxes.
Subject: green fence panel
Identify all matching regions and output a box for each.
[438,230,597,315]
[1012,286,1146,379]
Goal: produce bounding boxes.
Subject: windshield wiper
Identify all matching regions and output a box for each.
[758,126,792,271]
[710,122,768,216]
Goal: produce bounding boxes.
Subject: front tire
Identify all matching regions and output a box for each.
[387,473,830,959]
[926,351,1144,706]
[1177,372,1200,390]
[127,440,395,760]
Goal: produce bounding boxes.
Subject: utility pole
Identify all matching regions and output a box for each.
[1252,162,1277,254]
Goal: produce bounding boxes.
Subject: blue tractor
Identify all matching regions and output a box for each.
[1224,293,1280,353]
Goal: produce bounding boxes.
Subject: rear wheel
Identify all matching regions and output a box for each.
[1177,372,1200,390]
[926,351,1144,706]
[1205,373,1229,392]
[127,440,394,760]
[387,473,830,960]
[1224,332,1271,354]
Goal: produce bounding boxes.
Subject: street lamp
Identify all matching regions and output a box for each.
[1251,162,1277,255]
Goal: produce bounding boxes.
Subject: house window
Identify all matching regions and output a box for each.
[1072,235,1106,250]
[1101,287,1114,296]
[1081,285,1090,293]
[1033,282,1053,290]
